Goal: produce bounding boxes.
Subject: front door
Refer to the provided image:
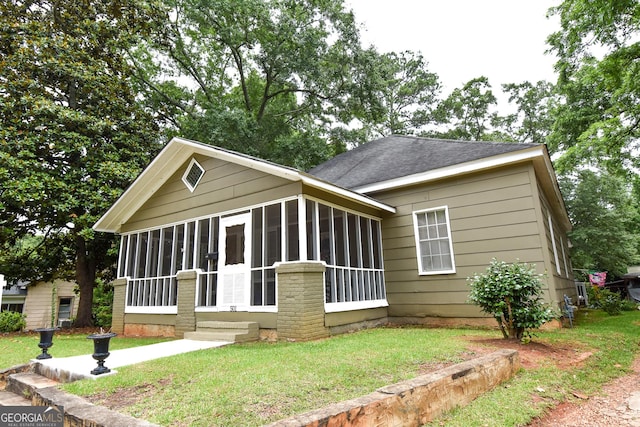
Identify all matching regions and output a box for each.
[218,213,251,310]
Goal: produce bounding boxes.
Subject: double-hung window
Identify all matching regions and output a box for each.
[412,206,455,274]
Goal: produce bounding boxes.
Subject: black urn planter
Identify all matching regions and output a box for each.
[87,332,117,375]
[34,327,58,360]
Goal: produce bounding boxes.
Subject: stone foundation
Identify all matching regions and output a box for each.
[124,324,175,337]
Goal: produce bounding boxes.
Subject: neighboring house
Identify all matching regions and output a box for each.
[93,135,574,341]
[0,278,78,330]
[23,280,78,330]
[1,281,27,314]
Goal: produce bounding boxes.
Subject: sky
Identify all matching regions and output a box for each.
[346,0,561,96]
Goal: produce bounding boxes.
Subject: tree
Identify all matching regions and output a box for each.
[132,0,369,168]
[559,169,640,278]
[468,259,555,340]
[501,80,556,145]
[0,0,163,326]
[547,0,640,176]
[335,50,441,142]
[426,77,509,141]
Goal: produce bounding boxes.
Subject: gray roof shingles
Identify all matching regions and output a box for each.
[308,135,539,190]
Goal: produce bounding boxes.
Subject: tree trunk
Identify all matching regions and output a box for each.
[74,235,95,327]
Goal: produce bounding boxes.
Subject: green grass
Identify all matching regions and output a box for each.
[9,310,640,426]
[428,309,640,426]
[61,327,493,426]
[0,332,171,369]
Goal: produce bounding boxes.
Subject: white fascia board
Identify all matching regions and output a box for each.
[93,138,192,232]
[94,137,395,233]
[301,174,396,214]
[175,138,395,213]
[354,146,545,194]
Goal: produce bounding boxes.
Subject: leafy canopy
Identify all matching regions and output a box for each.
[0,0,163,326]
[547,0,640,176]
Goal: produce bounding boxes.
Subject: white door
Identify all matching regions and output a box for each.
[218,213,251,310]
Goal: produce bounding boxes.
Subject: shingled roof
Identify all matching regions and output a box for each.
[308,135,540,191]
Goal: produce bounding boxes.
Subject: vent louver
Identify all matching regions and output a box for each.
[182,159,204,192]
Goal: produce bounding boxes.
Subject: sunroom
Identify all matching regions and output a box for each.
[95,137,395,340]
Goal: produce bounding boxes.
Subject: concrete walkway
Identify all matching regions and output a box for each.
[34,339,230,382]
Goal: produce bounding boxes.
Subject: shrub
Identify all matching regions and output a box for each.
[468,259,555,340]
[92,280,113,328]
[587,285,632,315]
[0,311,26,333]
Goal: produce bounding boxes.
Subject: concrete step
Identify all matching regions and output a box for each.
[6,372,59,401]
[187,321,260,343]
[196,321,259,331]
[184,330,257,343]
[0,390,31,406]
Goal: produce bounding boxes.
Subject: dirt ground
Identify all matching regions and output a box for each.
[464,336,640,427]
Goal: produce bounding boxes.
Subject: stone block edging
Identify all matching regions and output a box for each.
[33,386,158,427]
[267,348,520,427]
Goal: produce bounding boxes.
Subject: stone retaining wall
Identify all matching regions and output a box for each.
[267,349,520,427]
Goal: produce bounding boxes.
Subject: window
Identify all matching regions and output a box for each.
[58,298,73,320]
[182,158,204,192]
[413,207,455,274]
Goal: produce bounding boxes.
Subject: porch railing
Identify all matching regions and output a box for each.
[126,276,177,307]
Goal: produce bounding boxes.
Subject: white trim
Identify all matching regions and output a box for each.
[93,137,394,233]
[181,158,205,192]
[298,196,307,261]
[355,146,544,193]
[324,299,389,313]
[303,194,384,221]
[116,195,300,237]
[561,237,569,278]
[125,306,177,315]
[412,206,457,275]
[548,213,561,275]
[195,306,278,313]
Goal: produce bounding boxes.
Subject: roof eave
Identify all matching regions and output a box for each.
[353,146,545,193]
[93,137,394,233]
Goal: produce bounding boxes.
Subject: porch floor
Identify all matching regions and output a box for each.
[33,339,230,382]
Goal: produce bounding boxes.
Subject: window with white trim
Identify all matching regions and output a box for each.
[412,207,456,274]
[182,158,204,192]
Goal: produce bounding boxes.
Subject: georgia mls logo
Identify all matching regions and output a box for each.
[0,405,64,427]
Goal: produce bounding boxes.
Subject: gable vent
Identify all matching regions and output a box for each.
[182,159,205,192]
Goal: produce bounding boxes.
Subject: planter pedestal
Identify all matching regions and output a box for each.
[34,327,58,360]
[87,332,117,375]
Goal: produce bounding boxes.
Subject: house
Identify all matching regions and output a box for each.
[93,135,574,341]
[0,278,78,330]
[1,280,27,314]
[23,280,78,330]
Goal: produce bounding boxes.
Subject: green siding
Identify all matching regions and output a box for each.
[122,155,301,232]
[371,164,553,319]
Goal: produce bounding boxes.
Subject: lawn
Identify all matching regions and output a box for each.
[5,310,640,426]
[0,331,171,369]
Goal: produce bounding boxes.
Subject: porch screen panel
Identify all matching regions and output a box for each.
[250,203,280,307]
[118,236,128,278]
[136,232,148,279]
[198,217,219,307]
[185,221,196,269]
[197,219,210,270]
[306,200,317,261]
[311,202,386,307]
[252,208,263,268]
[285,200,299,261]
[173,224,184,273]
[265,204,281,265]
[333,209,346,266]
[160,227,173,276]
